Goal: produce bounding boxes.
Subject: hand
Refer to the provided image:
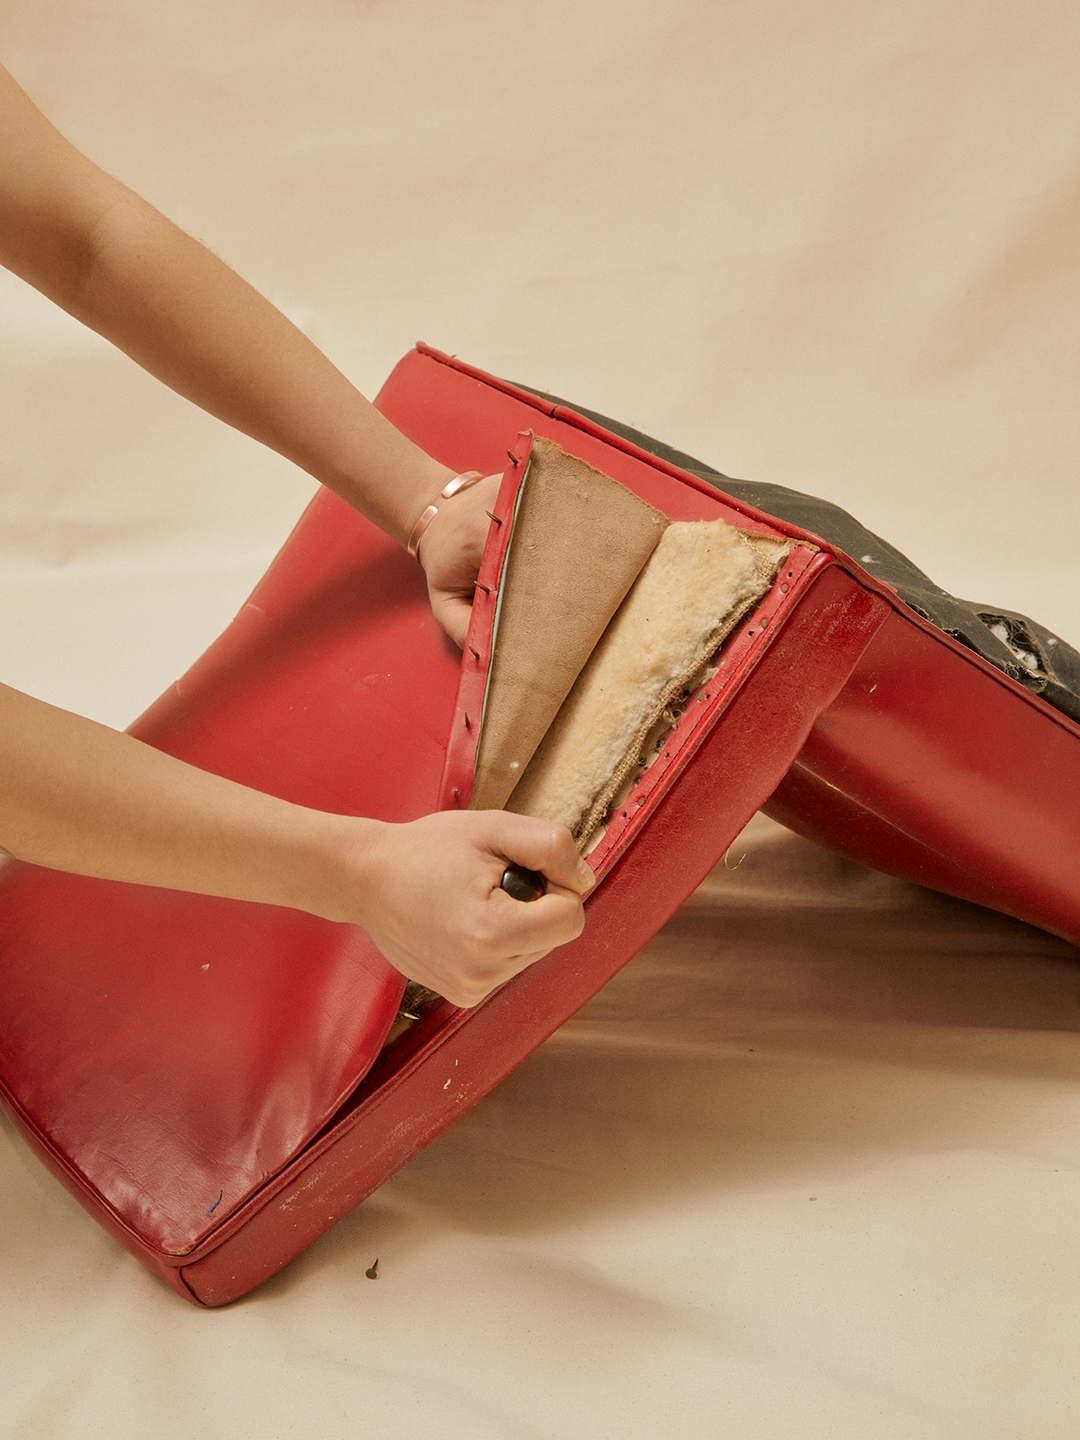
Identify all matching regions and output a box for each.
[343,809,594,1008]
[418,472,502,648]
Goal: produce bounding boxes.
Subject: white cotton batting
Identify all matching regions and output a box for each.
[507,518,787,840]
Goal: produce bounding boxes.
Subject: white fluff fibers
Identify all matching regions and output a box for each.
[508,518,777,834]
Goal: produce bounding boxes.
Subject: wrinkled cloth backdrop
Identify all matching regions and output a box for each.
[1,3,1078,1437]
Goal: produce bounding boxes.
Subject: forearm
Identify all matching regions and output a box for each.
[73,199,452,545]
[0,682,591,1006]
[78,204,502,644]
[0,63,451,545]
[0,681,362,918]
[0,69,589,1005]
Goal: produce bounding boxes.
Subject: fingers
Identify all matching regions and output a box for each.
[435,815,590,1005]
[429,591,473,650]
[346,811,592,1011]
[484,811,595,896]
[438,888,586,1009]
[419,472,502,647]
[490,882,586,949]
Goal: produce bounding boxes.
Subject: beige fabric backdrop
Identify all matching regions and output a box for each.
[1,2,1078,1436]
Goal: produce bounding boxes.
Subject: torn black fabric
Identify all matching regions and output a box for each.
[515,383,1080,726]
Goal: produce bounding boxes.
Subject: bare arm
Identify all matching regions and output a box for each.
[0,682,592,1007]
[0,61,493,643]
[0,64,593,998]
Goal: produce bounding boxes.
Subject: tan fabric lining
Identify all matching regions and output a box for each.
[470,437,789,844]
[469,438,668,812]
[505,519,790,844]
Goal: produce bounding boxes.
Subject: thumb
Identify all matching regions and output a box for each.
[427,589,472,650]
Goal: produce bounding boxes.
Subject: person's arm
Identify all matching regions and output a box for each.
[0,62,491,645]
[0,64,590,998]
[0,682,592,1008]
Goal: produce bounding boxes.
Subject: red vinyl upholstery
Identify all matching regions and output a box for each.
[0,344,1076,1304]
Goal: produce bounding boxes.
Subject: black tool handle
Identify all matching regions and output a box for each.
[500,863,546,903]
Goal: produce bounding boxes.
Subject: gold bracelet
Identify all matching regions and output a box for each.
[407,471,484,562]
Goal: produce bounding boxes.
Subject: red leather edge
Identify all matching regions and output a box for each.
[438,432,533,810]
[765,609,1080,944]
[178,563,890,1304]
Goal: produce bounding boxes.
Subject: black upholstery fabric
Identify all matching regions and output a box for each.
[517,384,1080,726]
